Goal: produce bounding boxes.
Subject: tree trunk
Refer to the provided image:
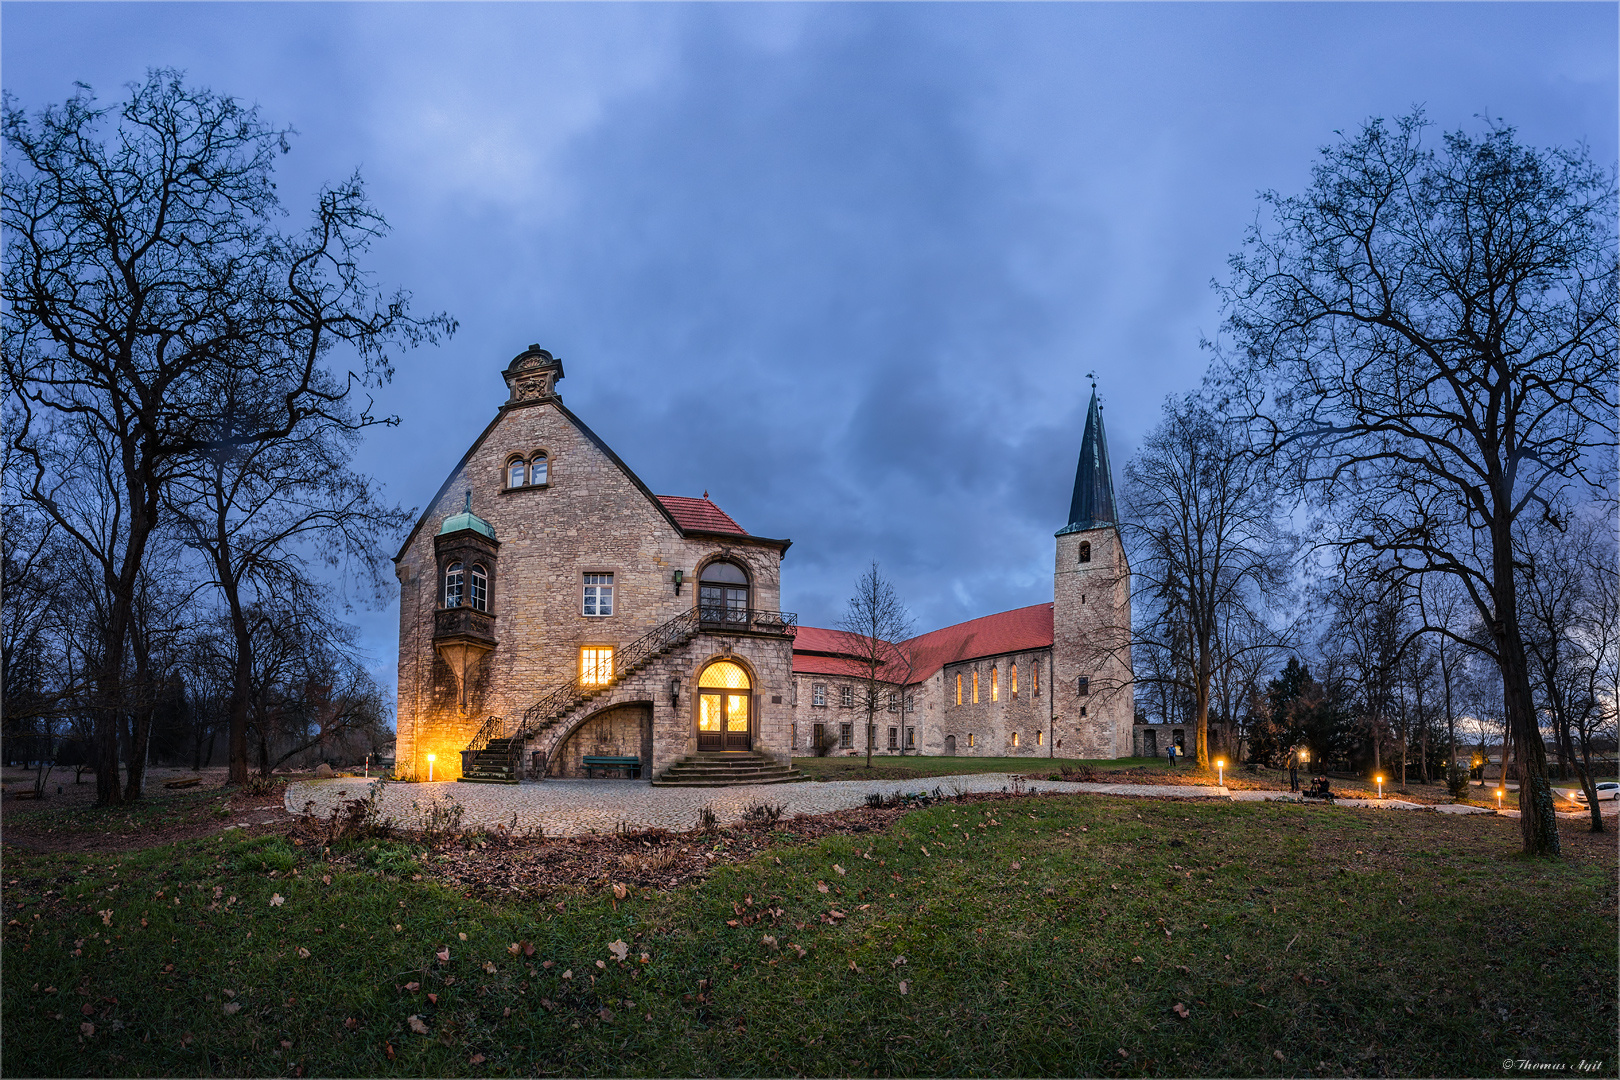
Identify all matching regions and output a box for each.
[1496,616,1559,856]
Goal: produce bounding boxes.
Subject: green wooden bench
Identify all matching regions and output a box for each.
[582,755,642,779]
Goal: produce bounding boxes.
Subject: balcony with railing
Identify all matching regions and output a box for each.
[697,605,799,637]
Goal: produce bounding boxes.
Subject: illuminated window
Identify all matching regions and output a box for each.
[1011,731,1019,748]
[1032,663,1040,696]
[972,671,979,704]
[470,564,488,612]
[841,686,854,708]
[991,667,998,702]
[530,452,548,485]
[583,572,614,616]
[1011,664,1018,696]
[1036,730,1043,746]
[812,684,827,708]
[955,675,962,706]
[968,732,975,748]
[1078,676,1090,697]
[1079,541,1092,563]
[580,647,614,686]
[444,562,464,607]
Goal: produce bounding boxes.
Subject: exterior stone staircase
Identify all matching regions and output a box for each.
[651,750,808,787]
[458,737,522,784]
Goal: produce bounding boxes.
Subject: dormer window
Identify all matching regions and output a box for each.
[444,562,464,607]
[470,564,488,612]
[1079,541,1092,563]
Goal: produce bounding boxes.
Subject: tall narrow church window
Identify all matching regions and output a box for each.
[990,667,998,702]
[470,564,488,612]
[955,675,962,706]
[1032,663,1040,696]
[444,562,464,607]
[1010,663,1018,696]
[1011,731,1019,748]
[583,573,614,616]
[530,452,548,485]
[1036,730,1043,746]
[972,670,979,704]
[580,647,614,686]
[967,732,975,748]
[1079,541,1092,563]
[1078,676,1091,697]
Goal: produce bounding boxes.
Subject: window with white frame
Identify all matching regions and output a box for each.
[470,564,488,612]
[444,562,464,607]
[888,691,899,713]
[840,685,854,708]
[812,684,827,708]
[583,573,614,616]
[530,452,548,485]
[580,647,614,686]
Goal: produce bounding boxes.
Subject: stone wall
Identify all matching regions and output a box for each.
[930,648,1058,757]
[1052,526,1134,760]
[552,702,653,778]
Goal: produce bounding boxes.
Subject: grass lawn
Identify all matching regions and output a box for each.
[790,755,1174,782]
[3,794,1614,1077]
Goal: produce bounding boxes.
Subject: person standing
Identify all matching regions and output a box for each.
[1166,743,1176,768]
[1288,750,1300,792]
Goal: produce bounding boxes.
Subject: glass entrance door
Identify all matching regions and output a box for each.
[697,660,752,751]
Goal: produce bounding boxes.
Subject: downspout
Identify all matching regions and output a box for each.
[1049,650,1055,758]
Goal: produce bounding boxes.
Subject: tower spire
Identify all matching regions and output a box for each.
[1058,387,1117,535]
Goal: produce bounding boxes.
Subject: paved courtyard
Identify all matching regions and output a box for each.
[285,774,1229,837]
[285,774,1614,836]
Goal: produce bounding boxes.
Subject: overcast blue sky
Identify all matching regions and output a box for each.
[5,2,1615,702]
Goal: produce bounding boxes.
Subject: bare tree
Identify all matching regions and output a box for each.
[837,562,915,769]
[1217,112,1617,855]
[3,71,450,803]
[1124,393,1294,766]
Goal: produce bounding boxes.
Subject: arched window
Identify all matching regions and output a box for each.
[990,667,999,702]
[698,660,752,751]
[530,452,548,486]
[1011,663,1018,696]
[444,562,464,607]
[699,560,750,626]
[1032,663,1040,696]
[1078,541,1092,563]
[955,674,963,706]
[507,457,526,489]
[470,564,488,612]
[972,670,979,704]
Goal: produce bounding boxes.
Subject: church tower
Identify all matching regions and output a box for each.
[1052,389,1134,758]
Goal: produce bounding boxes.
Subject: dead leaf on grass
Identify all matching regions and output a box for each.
[403,982,420,992]
[816,882,829,893]
[436,946,450,963]
[343,1017,358,1030]
[608,939,629,962]
[833,864,846,876]
[296,947,310,959]
[469,1053,486,1065]
[1173,1003,1190,1018]
[407,1015,429,1035]
[482,961,497,974]
[899,980,909,995]
[1274,1050,1286,1062]
[269,894,285,907]
[508,942,521,955]
[80,1022,95,1037]
[222,1002,242,1015]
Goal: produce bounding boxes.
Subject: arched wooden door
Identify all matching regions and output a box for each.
[698,661,752,751]
[945,734,956,756]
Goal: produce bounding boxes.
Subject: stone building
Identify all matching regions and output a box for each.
[392,346,800,783]
[394,347,1133,783]
[787,390,1134,761]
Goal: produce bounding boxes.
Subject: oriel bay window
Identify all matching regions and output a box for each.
[470,564,488,612]
[444,562,464,607]
[698,561,750,626]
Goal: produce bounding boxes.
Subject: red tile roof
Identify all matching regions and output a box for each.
[792,603,1054,684]
[657,495,747,536]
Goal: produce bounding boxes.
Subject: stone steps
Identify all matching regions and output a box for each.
[458,737,522,784]
[652,752,808,787]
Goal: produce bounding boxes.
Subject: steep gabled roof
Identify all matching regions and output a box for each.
[791,603,1054,685]
[657,495,747,536]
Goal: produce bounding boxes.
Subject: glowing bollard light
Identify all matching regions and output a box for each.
[428,753,436,783]
[1496,787,1504,811]
[1217,759,1225,787]
[1376,775,1384,800]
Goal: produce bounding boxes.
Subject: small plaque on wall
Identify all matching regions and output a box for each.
[771,695,782,704]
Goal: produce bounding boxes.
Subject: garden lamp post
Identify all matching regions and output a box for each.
[1217,759,1225,787]
[1496,787,1504,811]
[1376,775,1384,800]
[428,753,436,783]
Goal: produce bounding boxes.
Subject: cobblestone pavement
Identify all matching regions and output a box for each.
[285,775,1228,837]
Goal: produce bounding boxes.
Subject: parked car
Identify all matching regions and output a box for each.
[1573,782,1620,803]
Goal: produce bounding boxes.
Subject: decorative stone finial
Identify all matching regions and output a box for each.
[501,345,565,406]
